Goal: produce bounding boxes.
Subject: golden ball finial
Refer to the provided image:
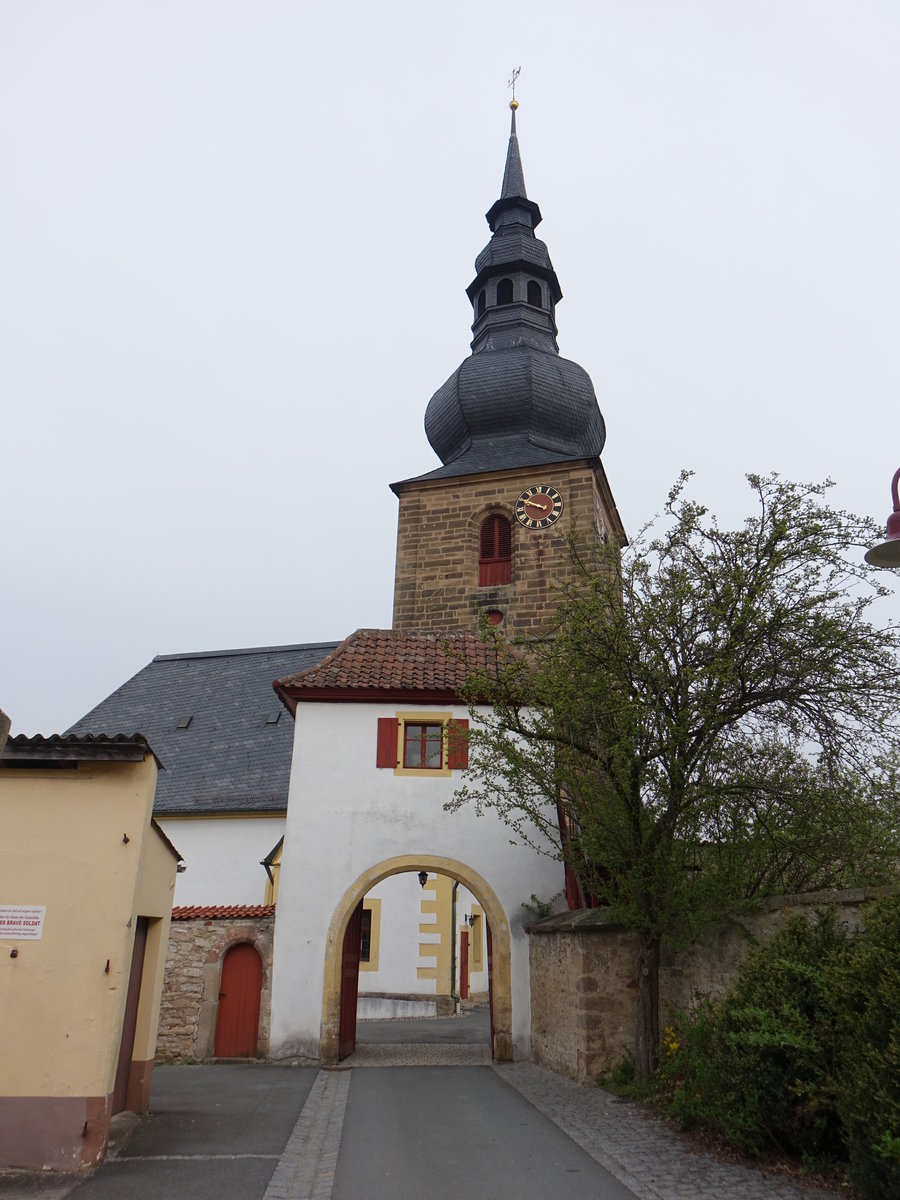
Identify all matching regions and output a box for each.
[509,98,519,110]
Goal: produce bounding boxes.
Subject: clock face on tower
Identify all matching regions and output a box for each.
[515,485,564,529]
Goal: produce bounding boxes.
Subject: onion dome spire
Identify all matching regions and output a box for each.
[419,102,607,481]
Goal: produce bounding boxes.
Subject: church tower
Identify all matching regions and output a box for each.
[391,104,625,635]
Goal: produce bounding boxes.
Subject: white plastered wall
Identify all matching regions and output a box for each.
[156,815,285,905]
[360,874,432,995]
[270,700,562,1060]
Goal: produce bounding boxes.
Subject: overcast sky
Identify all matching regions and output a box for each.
[4,2,900,735]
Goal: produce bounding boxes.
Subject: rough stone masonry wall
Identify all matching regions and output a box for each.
[156,915,274,1060]
[392,463,609,634]
[529,887,892,1084]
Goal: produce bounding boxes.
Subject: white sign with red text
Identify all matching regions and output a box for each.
[0,905,46,939]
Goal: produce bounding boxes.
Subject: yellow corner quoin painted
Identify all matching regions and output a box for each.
[430,874,454,994]
[359,898,381,972]
[320,854,513,1063]
[0,753,179,1170]
[392,711,453,777]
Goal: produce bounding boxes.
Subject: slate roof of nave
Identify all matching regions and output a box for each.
[274,628,504,706]
[67,642,338,816]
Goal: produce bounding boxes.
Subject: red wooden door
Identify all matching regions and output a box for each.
[214,943,262,1057]
[112,917,148,1114]
[487,921,495,1058]
[338,901,364,1061]
[459,929,470,1000]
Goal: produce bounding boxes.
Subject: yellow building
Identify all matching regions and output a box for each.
[0,733,180,1171]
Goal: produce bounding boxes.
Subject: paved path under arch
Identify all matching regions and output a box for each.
[0,1052,847,1200]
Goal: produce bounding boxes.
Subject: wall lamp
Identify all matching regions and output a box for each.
[417,870,429,888]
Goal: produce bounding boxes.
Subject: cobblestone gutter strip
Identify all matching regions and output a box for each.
[263,1069,350,1200]
[492,1063,844,1200]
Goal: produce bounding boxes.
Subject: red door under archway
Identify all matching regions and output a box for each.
[338,900,364,1061]
[215,943,263,1057]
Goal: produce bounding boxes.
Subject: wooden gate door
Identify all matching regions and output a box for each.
[338,900,364,1061]
[459,929,470,1000]
[112,917,148,1114]
[486,921,494,1057]
[214,943,263,1057]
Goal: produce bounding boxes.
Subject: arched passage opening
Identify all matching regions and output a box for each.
[320,854,512,1064]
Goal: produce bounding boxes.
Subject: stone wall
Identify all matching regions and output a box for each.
[156,912,274,1060]
[529,887,892,1084]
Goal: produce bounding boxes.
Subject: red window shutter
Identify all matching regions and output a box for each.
[479,516,511,586]
[447,719,469,769]
[480,520,494,559]
[497,517,510,558]
[376,717,398,767]
[480,560,511,586]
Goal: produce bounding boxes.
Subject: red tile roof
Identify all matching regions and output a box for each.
[171,904,275,920]
[274,628,504,710]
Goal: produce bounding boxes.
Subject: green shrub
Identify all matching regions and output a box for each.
[597,1053,660,1103]
[654,898,900,1194]
[827,895,900,1200]
[656,911,846,1159]
[655,997,742,1140]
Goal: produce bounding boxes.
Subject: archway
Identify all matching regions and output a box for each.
[320,854,512,1064]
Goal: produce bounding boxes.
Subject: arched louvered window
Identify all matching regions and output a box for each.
[527,280,542,308]
[477,289,486,317]
[496,278,513,306]
[479,515,511,586]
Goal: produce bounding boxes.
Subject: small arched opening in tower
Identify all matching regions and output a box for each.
[479,515,511,585]
[477,289,486,317]
[496,278,513,307]
[527,280,542,308]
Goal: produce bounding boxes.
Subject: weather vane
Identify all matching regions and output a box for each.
[507,66,521,106]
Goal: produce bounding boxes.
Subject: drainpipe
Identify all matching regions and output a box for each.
[450,880,459,1012]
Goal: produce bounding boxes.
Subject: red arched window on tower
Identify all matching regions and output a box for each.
[480,515,511,585]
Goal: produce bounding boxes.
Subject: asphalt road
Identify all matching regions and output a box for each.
[0,1058,635,1200]
[0,1065,318,1200]
[332,1066,636,1200]
[358,1007,491,1045]
[0,1058,845,1200]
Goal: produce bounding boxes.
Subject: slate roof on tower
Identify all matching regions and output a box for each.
[393,103,607,490]
[274,628,506,711]
[67,642,338,815]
